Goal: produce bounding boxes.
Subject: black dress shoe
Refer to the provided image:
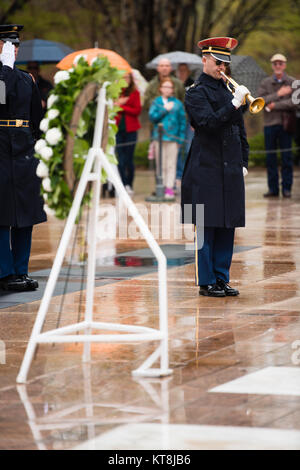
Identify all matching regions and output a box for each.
[282,190,291,198]
[0,275,28,292]
[17,274,39,290]
[199,284,226,297]
[263,191,279,198]
[217,278,239,296]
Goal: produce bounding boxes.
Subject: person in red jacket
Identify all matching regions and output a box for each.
[115,72,141,194]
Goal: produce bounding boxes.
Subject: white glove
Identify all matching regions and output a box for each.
[243,167,248,177]
[0,41,15,69]
[232,85,250,109]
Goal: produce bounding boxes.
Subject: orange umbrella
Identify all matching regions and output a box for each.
[57,48,132,72]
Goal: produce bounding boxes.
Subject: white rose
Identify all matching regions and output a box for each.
[44,204,56,216]
[42,177,52,192]
[40,118,49,133]
[47,94,58,108]
[36,161,49,178]
[91,57,100,66]
[45,127,62,146]
[40,146,53,161]
[47,109,59,120]
[34,139,47,153]
[54,70,70,84]
[73,54,88,66]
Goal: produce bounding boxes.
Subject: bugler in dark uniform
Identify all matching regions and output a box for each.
[181,37,249,297]
[0,24,46,291]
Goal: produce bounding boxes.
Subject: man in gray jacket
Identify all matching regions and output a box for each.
[143,58,185,110]
[258,54,296,198]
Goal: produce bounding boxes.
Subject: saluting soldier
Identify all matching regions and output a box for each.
[181,37,249,297]
[0,25,46,292]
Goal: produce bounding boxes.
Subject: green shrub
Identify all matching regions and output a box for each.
[248,133,266,167]
[248,133,297,167]
[134,140,150,168]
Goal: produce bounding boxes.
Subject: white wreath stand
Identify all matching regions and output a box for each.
[16,83,172,384]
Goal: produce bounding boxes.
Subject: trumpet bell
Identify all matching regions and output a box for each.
[220,71,265,114]
[248,95,265,114]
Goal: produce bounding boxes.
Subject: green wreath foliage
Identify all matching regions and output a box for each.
[34,56,126,219]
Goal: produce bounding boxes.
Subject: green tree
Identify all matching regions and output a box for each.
[6,0,300,76]
[0,0,30,23]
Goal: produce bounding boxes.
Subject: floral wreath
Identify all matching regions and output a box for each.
[34,55,126,219]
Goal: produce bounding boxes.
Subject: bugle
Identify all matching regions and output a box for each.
[220,71,265,114]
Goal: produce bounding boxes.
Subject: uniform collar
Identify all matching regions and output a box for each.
[198,72,221,89]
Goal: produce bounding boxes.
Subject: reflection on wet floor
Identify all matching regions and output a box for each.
[0,169,300,450]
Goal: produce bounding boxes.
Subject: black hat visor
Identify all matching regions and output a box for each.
[210,52,231,63]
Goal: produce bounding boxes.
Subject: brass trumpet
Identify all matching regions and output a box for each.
[220,71,265,114]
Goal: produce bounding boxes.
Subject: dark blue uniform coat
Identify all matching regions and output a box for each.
[181,73,249,228]
[0,63,46,227]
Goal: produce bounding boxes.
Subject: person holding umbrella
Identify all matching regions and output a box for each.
[0,24,46,292]
[143,58,185,110]
[26,61,53,111]
[176,63,194,88]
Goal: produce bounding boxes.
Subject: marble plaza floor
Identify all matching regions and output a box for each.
[0,168,300,450]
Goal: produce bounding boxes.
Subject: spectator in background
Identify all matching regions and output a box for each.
[176,63,194,87]
[294,107,300,166]
[258,53,297,198]
[149,77,186,199]
[26,61,53,112]
[115,72,141,195]
[143,58,185,110]
[175,63,195,187]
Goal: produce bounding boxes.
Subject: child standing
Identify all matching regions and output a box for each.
[149,78,186,199]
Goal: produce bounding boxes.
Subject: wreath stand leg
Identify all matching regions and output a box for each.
[16,84,172,384]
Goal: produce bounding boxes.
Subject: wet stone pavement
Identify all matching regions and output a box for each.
[0,168,300,450]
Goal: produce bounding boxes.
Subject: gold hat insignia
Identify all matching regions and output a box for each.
[226,38,233,48]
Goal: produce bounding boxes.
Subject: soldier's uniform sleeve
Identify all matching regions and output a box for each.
[30,78,43,140]
[238,115,249,169]
[185,85,236,130]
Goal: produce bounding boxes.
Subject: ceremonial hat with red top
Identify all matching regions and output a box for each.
[197,37,238,63]
[0,24,23,45]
